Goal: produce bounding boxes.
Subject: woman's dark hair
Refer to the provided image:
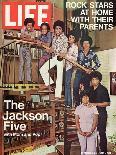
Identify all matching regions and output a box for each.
[24,18,35,27]
[53,20,65,32]
[81,90,90,99]
[80,36,93,46]
[40,22,50,31]
[68,30,79,43]
[90,71,102,82]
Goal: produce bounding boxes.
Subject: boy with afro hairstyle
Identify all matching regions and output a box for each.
[73,36,101,106]
[40,20,68,99]
[19,18,36,84]
[65,30,79,107]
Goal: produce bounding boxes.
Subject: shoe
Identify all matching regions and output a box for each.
[39,84,48,90]
[48,86,55,92]
[39,85,54,91]
[32,81,38,84]
[28,81,32,84]
[66,105,72,108]
[28,81,37,84]
[54,97,61,101]
[18,81,23,84]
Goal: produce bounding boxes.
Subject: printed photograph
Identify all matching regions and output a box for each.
[0,0,116,155]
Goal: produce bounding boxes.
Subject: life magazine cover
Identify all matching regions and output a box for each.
[0,0,116,155]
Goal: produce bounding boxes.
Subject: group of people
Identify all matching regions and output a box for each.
[18,18,110,155]
[75,72,110,155]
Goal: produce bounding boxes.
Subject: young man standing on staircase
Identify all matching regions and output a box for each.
[65,30,79,108]
[18,18,36,84]
[40,20,68,99]
[73,36,101,106]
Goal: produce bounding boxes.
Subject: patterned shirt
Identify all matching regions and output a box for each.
[38,32,52,54]
[38,32,52,44]
[77,48,101,70]
[66,43,78,71]
[52,33,68,56]
[21,26,36,48]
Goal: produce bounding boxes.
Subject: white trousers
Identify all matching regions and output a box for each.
[39,56,63,98]
[78,133,97,155]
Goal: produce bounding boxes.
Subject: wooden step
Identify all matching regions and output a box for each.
[55,145,64,155]
[47,152,59,155]
[51,98,65,102]
[70,142,81,155]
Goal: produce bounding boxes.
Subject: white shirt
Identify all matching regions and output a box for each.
[75,104,99,132]
[66,43,78,71]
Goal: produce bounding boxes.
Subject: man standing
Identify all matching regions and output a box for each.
[40,20,68,99]
[90,71,110,155]
[73,36,101,105]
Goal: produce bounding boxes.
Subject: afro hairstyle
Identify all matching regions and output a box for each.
[40,22,50,31]
[80,36,93,46]
[24,18,35,27]
[53,20,65,32]
[68,30,79,43]
[90,71,102,82]
[80,90,90,100]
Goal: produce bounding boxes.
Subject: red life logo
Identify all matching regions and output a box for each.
[2,2,52,29]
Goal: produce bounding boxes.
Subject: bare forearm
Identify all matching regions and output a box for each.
[21,34,34,42]
[75,118,82,132]
[91,115,98,133]
[41,42,50,47]
[22,38,34,42]
[91,102,110,107]
[76,123,82,132]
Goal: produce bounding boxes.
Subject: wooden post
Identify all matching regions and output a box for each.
[0,0,4,85]
[0,1,4,154]
[0,90,4,155]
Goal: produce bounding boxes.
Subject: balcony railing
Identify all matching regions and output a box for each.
[0,38,45,90]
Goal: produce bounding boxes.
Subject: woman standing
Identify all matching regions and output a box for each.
[75,91,99,155]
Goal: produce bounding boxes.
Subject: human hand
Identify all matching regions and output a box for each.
[85,68,93,74]
[37,40,42,46]
[79,131,86,136]
[59,52,66,58]
[45,47,53,53]
[80,83,84,91]
[26,35,31,39]
[85,132,92,137]
[90,103,98,107]
[22,35,28,41]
